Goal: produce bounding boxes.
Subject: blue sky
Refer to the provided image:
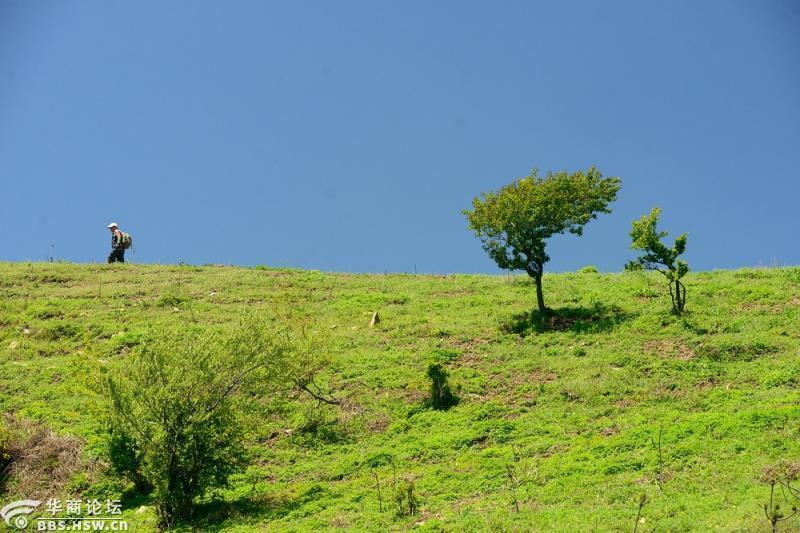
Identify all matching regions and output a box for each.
[1,1,798,272]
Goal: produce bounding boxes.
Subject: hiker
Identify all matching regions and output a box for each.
[107,222,126,263]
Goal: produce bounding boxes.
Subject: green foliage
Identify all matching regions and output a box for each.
[38,322,81,341]
[626,207,689,314]
[105,317,304,528]
[107,425,150,492]
[464,167,620,311]
[365,453,395,513]
[155,293,188,307]
[394,479,418,516]
[430,348,459,364]
[426,362,458,410]
[578,265,600,274]
[2,262,800,531]
[697,337,779,362]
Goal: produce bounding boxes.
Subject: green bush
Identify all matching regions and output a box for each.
[106,425,150,492]
[394,479,418,516]
[427,363,458,410]
[105,316,314,528]
[578,265,600,274]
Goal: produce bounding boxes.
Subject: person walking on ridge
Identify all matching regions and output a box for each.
[107,222,126,263]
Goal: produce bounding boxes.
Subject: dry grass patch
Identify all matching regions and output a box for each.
[0,415,93,499]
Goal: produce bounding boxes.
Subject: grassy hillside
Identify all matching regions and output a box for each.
[1,262,799,531]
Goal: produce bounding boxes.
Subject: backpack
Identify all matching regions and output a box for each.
[120,232,133,250]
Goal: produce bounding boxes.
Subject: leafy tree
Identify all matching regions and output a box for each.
[625,207,689,314]
[464,167,621,312]
[106,316,327,528]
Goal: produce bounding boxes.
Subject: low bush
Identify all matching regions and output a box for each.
[427,362,458,410]
[394,479,418,516]
[105,315,328,528]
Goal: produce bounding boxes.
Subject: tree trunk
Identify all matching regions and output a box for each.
[676,280,686,313]
[534,273,546,313]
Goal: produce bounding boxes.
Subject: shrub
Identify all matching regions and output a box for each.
[578,265,600,274]
[427,363,458,410]
[394,479,418,516]
[105,316,319,528]
[106,425,150,492]
[626,208,689,314]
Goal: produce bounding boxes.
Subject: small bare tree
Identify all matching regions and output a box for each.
[632,493,647,533]
[761,462,800,532]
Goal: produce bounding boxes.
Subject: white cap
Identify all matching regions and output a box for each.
[107,222,118,228]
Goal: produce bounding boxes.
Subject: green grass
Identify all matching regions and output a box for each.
[1,262,799,531]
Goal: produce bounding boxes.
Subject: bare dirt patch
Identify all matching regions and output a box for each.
[643,338,695,360]
[442,332,495,367]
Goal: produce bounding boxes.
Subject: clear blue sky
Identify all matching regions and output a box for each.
[1,1,798,272]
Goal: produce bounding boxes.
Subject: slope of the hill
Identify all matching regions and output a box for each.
[1,262,799,531]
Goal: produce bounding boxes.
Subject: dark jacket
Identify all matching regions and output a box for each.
[111,229,124,250]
